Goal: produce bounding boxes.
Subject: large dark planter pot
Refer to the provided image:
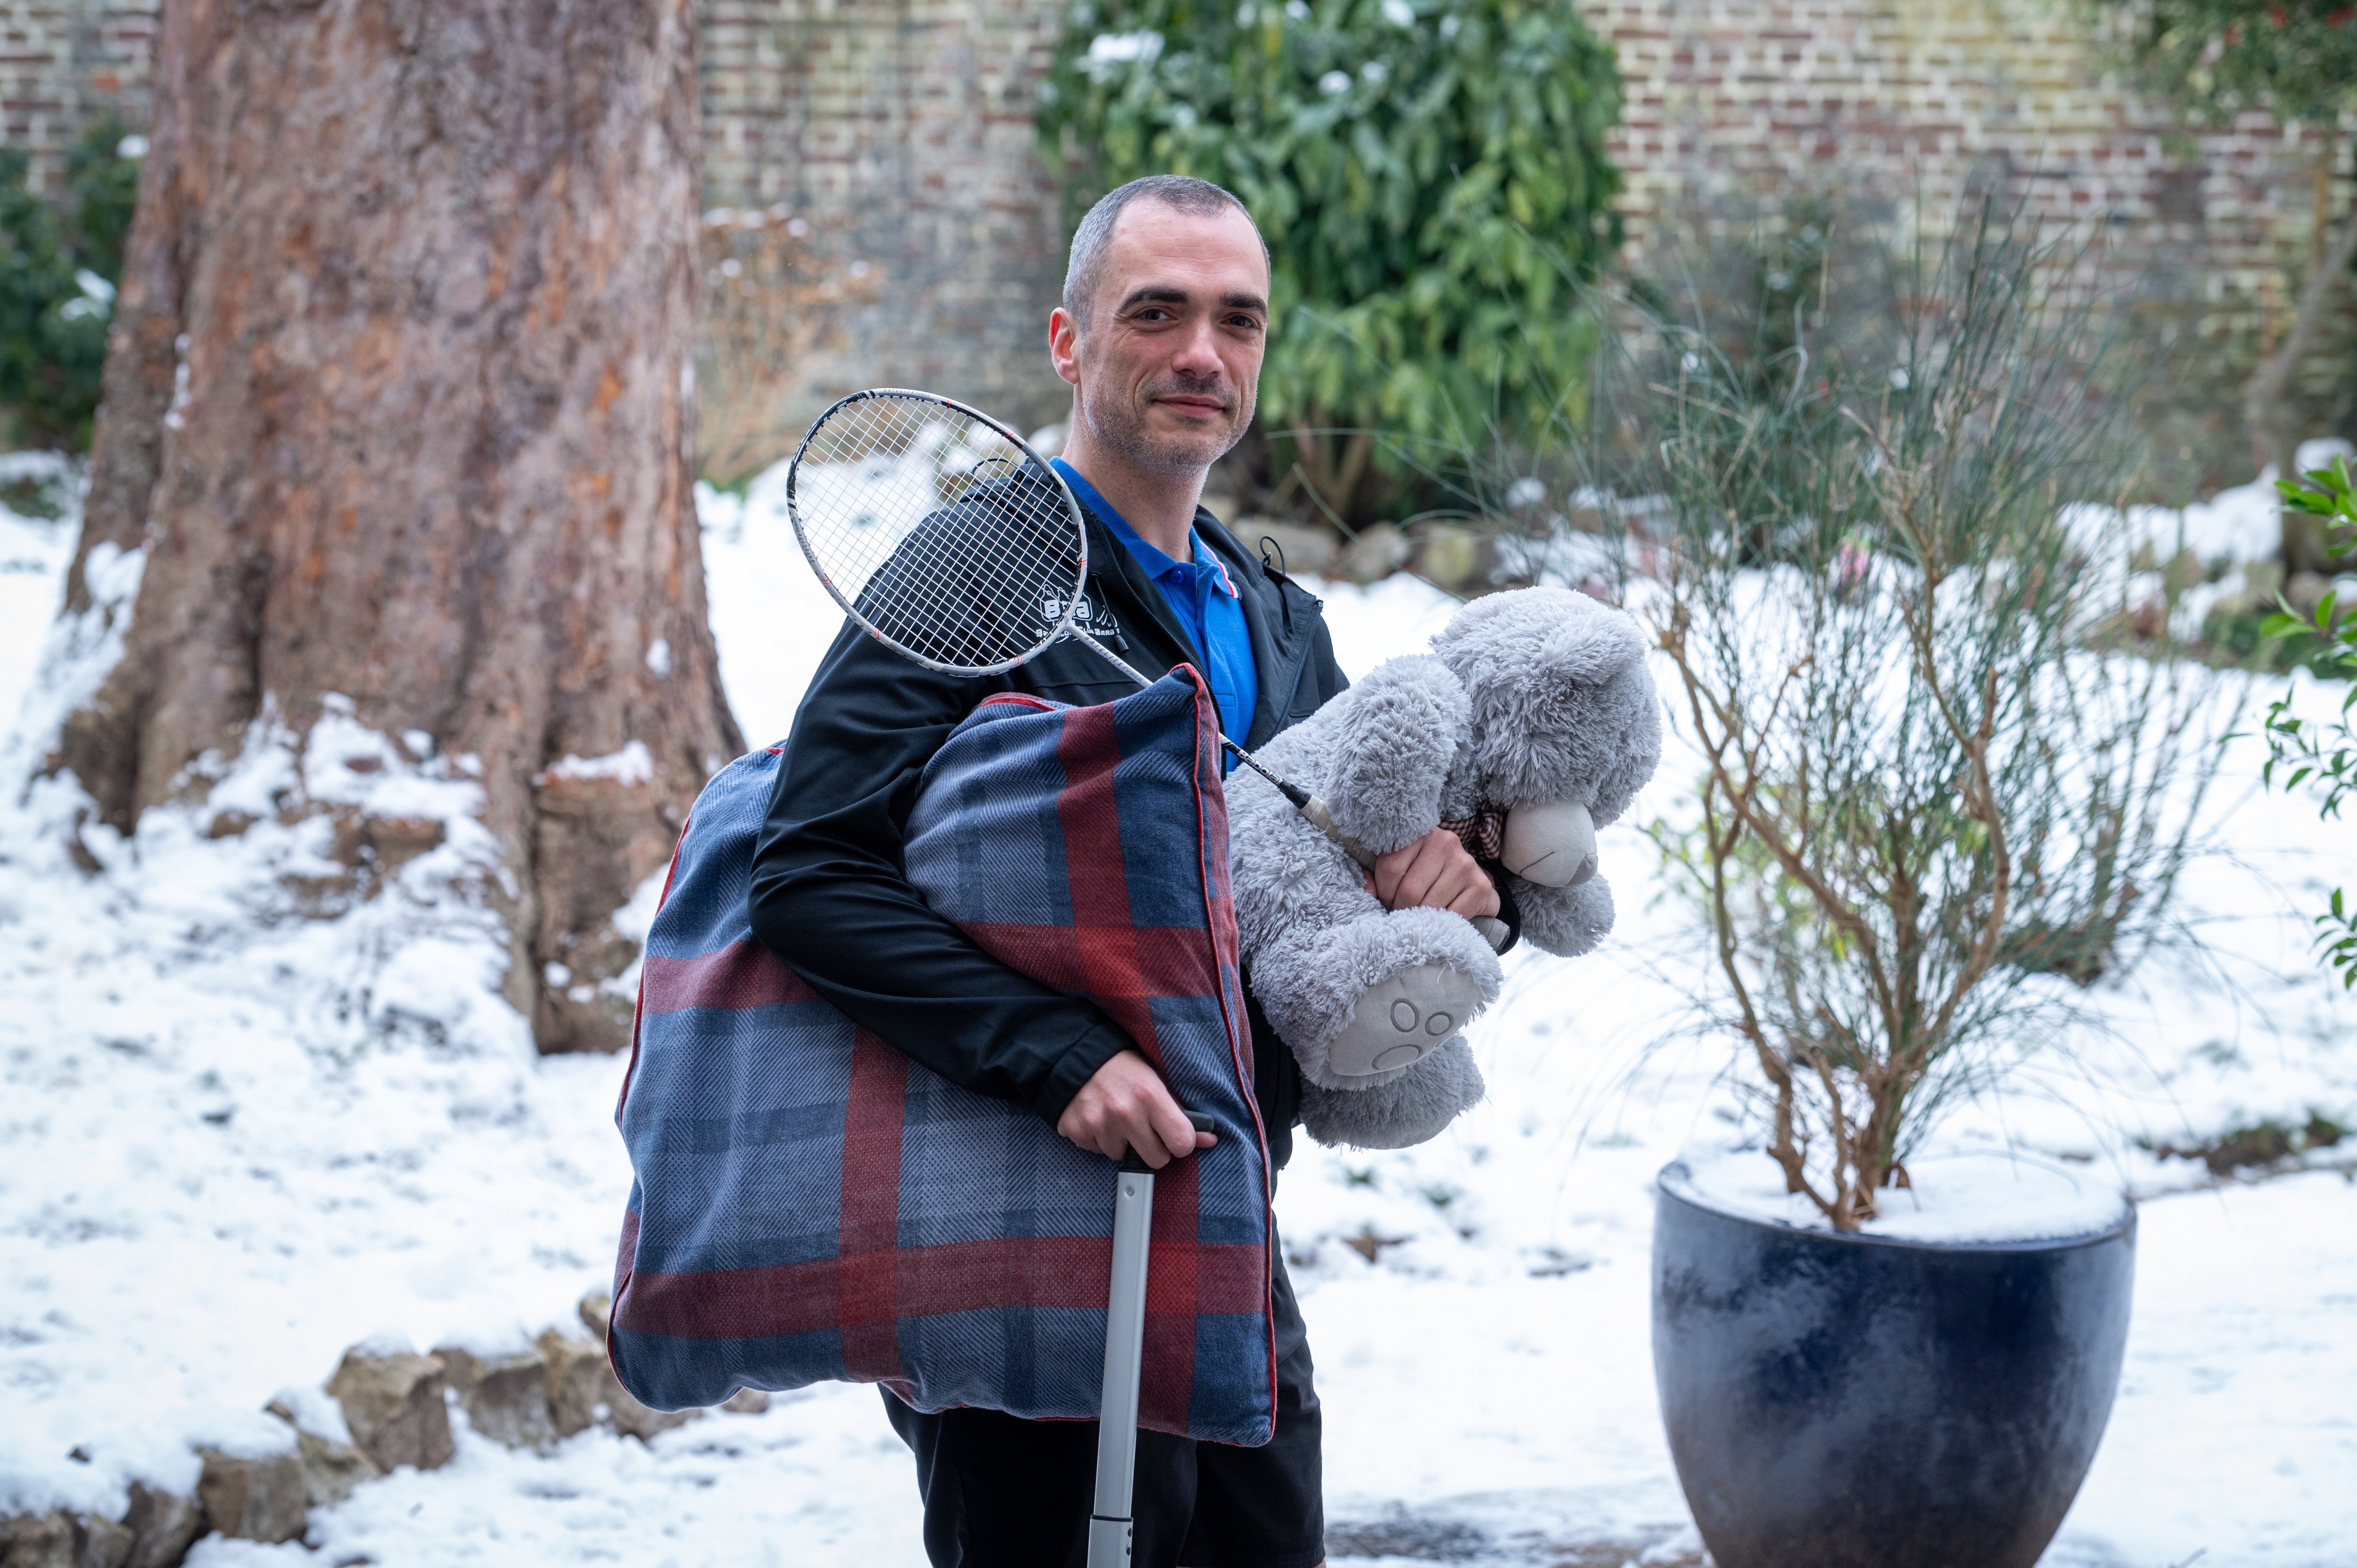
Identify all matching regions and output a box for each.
[1650,1160,2135,1568]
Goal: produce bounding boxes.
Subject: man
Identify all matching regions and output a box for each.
[749,174,1498,1568]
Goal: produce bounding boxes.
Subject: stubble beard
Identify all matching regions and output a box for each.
[1080,369,1253,476]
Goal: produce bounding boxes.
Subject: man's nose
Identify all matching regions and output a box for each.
[1167,316,1227,379]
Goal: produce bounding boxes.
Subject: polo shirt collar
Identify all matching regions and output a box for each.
[1053,459,1239,599]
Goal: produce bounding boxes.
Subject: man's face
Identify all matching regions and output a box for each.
[1050,202,1269,474]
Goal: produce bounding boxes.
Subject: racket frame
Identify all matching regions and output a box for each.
[786,386,1089,678]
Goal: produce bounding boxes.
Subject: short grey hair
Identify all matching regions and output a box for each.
[1061,174,1268,330]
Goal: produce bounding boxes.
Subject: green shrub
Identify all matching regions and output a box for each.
[0,115,142,451]
[1038,0,1624,519]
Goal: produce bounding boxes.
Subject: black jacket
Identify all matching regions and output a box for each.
[748,499,1349,1172]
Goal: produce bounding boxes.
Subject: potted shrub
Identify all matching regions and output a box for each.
[1603,208,2221,1568]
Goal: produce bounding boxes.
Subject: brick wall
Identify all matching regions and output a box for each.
[0,0,155,189]
[11,0,2351,481]
[698,0,2355,482]
[1591,0,2357,485]
[699,0,1074,441]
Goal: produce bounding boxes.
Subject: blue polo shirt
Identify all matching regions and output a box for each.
[1054,458,1257,755]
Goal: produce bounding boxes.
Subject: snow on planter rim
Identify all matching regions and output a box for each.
[1664,1145,2133,1247]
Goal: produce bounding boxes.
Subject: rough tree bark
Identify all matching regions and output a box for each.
[50,0,742,1052]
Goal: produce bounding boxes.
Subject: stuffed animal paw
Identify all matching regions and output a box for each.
[1229,586,1662,1150]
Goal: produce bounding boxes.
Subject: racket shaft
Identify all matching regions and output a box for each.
[1069,622,1167,692]
[1069,631,1376,872]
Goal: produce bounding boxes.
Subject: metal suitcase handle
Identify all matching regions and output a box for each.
[1087,1111,1218,1567]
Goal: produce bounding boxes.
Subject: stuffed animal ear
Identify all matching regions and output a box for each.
[1316,655,1471,855]
[1432,586,1661,822]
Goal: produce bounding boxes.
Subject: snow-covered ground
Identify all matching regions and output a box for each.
[3,454,2354,1566]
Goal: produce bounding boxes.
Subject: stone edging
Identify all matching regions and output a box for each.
[1,1292,766,1567]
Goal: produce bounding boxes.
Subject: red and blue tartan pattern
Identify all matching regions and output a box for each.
[608,670,1277,1445]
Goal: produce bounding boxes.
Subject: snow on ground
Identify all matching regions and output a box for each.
[2,459,2354,1566]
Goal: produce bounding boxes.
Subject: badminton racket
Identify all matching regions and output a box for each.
[785,387,1374,871]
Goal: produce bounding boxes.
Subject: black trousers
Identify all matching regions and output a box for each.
[883,1256,1323,1568]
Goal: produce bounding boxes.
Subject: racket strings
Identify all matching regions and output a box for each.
[791,392,1085,673]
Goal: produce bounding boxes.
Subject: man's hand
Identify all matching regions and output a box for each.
[1056,1049,1217,1167]
[1370,827,1501,920]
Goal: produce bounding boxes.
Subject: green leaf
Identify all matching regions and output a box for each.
[1038,0,1624,447]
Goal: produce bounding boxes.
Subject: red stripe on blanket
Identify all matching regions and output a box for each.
[960,922,1223,1059]
[1141,1155,1203,1433]
[612,1236,1269,1340]
[641,942,818,1014]
[840,1028,908,1380]
[1052,706,1142,1056]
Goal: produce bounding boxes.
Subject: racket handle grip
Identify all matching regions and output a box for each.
[1293,791,1378,873]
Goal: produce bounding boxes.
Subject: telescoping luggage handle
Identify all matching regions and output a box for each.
[1088,1111,1218,1568]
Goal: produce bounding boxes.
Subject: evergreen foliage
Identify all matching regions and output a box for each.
[2090,0,2357,129]
[0,115,142,451]
[1038,0,1624,509]
[2257,455,2357,984]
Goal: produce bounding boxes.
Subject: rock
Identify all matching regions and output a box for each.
[0,1511,70,1568]
[120,1484,202,1568]
[432,1345,556,1451]
[0,1507,136,1568]
[538,1330,610,1439]
[265,1396,379,1509]
[1236,518,1338,579]
[73,1516,132,1568]
[0,1488,197,1568]
[264,1402,381,1511]
[2241,556,2286,604]
[537,1329,701,1444]
[290,1431,376,1511]
[720,1388,770,1415]
[0,1510,73,1568]
[325,1347,453,1473]
[1409,525,1498,594]
[2288,569,2333,616]
[606,1383,701,1443]
[1336,522,1410,584]
[574,1294,697,1437]
[195,1449,307,1545]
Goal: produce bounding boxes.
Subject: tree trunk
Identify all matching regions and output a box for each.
[49,0,742,1053]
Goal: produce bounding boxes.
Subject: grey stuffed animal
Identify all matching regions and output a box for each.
[1229,586,1663,1149]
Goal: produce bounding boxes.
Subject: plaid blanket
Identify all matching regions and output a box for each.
[608,669,1277,1445]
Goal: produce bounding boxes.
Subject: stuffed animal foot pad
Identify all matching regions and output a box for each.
[1327,963,1487,1077]
[1253,906,1503,1093]
[1301,1036,1485,1150]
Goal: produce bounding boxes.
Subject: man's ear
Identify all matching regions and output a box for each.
[1048,305,1083,387]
